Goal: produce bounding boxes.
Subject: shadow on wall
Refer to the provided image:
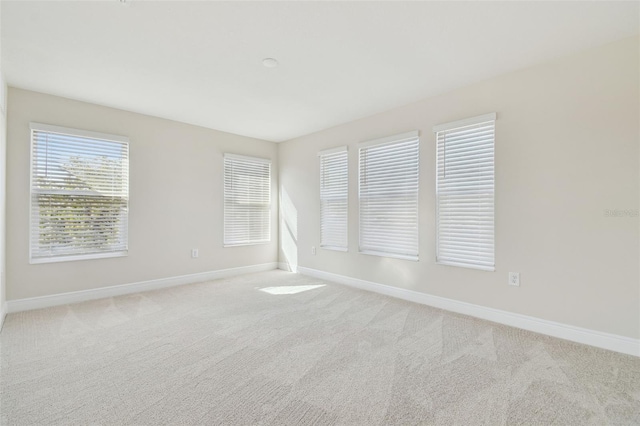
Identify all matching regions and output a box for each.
[280,187,298,272]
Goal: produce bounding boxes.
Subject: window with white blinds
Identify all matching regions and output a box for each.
[224,154,271,246]
[435,113,496,271]
[319,146,348,251]
[359,131,419,261]
[30,123,129,263]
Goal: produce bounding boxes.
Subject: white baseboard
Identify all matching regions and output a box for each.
[6,262,278,314]
[297,266,640,357]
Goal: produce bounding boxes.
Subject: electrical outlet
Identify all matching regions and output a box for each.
[508,272,520,286]
[191,249,199,258]
[311,246,316,255]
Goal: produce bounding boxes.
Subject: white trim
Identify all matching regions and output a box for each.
[223,152,272,164]
[296,267,640,357]
[358,130,419,148]
[30,251,128,265]
[224,241,271,248]
[359,249,418,262]
[6,263,277,314]
[321,245,348,252]
[433,112,496,133]
[30,122,129,144]
[318,145,348,156]
[437,260,495,272]
[0,302,6,332]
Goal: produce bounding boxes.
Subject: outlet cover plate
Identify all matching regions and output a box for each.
[509,272,520,286]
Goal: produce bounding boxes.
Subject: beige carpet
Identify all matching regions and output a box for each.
[1,270,639,425]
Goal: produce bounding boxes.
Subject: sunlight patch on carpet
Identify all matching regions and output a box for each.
[259,284,326,295]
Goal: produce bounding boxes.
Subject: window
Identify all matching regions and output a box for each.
[224,154,271,246]
[359,131,419,261]
[319,146,348,251]
[435,113,496,271]
[30,123,129,263]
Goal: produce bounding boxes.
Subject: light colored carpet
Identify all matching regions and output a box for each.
[1,270,639,425]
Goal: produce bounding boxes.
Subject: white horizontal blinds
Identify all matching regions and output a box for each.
[319,147,348,250]
[359,132,419,260]
[224,154,271,246]
[436,114,495,270]
[30,124,129,261]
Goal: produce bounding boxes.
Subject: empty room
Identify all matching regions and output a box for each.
[0,1,639,424]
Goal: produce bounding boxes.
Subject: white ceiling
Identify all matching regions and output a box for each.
[2,1,638,142]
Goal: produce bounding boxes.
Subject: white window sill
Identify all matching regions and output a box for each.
[321,245,348,252]
[359,249,418,262]
[224,241,271,247]
[437,260,495,271]
[30,251,128,264]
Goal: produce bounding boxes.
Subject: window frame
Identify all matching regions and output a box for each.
[358,131,420,261]
[434,113,496,271]
[319,146,349,252]
[223,153,272,247]
[29,122,129,264]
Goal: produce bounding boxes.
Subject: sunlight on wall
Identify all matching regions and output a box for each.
[259,284,325,295]
[280,186,298,272]
[377,255,414,286]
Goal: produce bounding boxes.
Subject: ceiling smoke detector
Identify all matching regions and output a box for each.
[262,58,279,68]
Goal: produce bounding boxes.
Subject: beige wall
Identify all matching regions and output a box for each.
[279,36,640,339]
[6,88,278,300]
